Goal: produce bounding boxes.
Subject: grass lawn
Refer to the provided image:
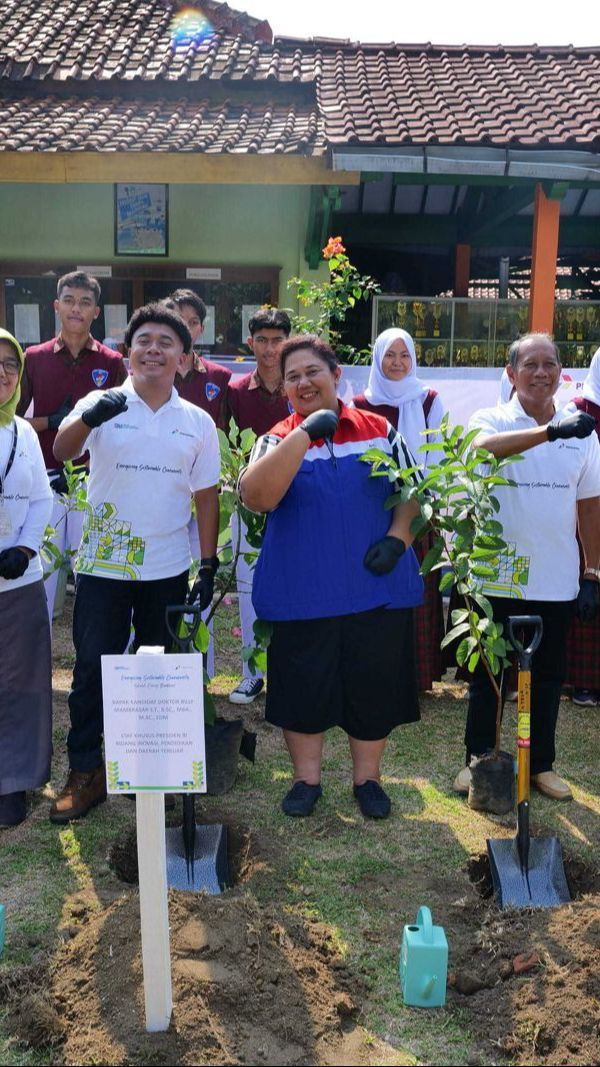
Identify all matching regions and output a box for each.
[1,595,599,1066]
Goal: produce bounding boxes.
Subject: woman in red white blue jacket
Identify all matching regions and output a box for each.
[240,335,423,821]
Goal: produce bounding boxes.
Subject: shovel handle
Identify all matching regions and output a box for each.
[165,603,203,653]
[506,615,543,670]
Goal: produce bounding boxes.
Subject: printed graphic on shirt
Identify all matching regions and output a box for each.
[480,541,530,599]
[92,368,109,388]
[77,501,146,580]
[205,382,220,401]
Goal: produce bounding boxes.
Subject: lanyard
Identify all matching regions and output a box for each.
[0,421,17,497]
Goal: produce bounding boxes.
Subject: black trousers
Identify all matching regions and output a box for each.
[68,571,188,771]
[465,597,575,775]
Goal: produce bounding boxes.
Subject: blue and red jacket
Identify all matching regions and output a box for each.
[250,403,424,621]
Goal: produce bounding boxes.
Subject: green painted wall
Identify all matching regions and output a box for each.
[0,182,323,299]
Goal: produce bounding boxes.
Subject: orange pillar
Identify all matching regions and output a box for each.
[528,183,560,333]
[454,243,471,297]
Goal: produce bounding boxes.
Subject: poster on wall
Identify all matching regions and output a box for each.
[13,304,40,345]
[114,183,168,257]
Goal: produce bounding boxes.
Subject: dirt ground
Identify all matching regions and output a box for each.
[3,824,599,1067]
[2,597,600,1066]
[6,886,398,1067]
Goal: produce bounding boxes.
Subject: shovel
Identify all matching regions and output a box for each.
[487,615,571,909]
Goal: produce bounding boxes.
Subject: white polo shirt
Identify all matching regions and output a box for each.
[64,378,220,581]
[0,416,53,592]
[469,395,600,601]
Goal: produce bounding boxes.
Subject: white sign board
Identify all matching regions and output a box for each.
[101,653,206,793]
[242,304,261,341]
[186,267,222,280]
[13,304,40,344]
[201,305,216,346]
[76,264,113,277]
[104,304,129,342]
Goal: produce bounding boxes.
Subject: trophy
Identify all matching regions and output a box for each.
[432,302,443,337]
[412,302,426,337]
[575,307,585,341]
[470,344,480,365]
[585,305,597,335]
[517,305,528,333]
[396,302,408,328]
[436,343,447,365]
[566,307,576,340]
[425,346,434,366]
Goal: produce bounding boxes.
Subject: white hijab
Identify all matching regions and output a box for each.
[583,346,600,406]
[364,328,429,455]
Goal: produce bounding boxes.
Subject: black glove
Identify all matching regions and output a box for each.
[188,556,219,611]
[547,411,597,441]
[81,390,128,429]
[0,547,30,580]
[47,395,73,431]
[363,536,406,576]
[48,468,69,496]
[577,578,599,623]
[299,408,339,442]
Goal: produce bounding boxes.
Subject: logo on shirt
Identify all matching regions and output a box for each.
[92,368,109,388]
[205,382,220,402]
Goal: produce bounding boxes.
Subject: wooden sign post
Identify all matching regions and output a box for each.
[101,644,205,1032]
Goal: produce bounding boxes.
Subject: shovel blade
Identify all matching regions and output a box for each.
[165,823,230,893]
[487,835,571,909]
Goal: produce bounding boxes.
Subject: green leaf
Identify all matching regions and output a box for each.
[439,571,455,593]
[441,621,471,649]
[419,541,444,576]
[456,635,478,666]
[203,685,217,726]
[467,650,481,673]
[451,608,469,624]
[471,564,496,577]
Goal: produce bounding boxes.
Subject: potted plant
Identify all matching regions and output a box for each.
[364,416,523,814]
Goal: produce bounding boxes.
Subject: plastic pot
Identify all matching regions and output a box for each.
[205,718,244,795]
[468,750,515,815]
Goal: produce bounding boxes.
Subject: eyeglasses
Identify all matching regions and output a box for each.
[0,360,20,376]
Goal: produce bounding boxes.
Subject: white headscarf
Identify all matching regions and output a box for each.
[364,328,429,455]
[582,346,600,406]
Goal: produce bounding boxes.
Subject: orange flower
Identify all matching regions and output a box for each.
[322,236,346,259]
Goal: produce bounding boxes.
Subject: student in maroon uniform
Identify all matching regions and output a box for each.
[164,289,231,430]
[354,328,446,693]
[227,308,292,704]
[17,271,127,622]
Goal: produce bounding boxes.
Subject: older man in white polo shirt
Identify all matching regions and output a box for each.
[50,304,221,822]
[454,332,600,801]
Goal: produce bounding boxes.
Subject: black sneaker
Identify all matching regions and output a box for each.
[229,677,264,705]
[281,781,322,817]
[353,780,391,819]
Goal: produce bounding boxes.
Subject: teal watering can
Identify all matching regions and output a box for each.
[399,905,448,1008]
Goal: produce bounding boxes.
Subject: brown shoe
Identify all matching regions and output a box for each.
[531,771,573,801]
[49,767,107,824]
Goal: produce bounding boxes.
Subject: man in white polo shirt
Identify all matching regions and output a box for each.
[454,332,600,801]
[50,304,220,822]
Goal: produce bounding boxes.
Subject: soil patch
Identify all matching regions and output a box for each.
[11,889,400,1067]
[448,852,600,1065]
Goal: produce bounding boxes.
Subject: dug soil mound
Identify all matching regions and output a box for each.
[448,855,600,1065]
[19,889,398,1067]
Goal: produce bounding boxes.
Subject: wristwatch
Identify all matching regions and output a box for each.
[583,568,600,581]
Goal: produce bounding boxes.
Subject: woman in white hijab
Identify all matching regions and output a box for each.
[354,328,446,693]
[564,346,600,707]
[354,328,445,469]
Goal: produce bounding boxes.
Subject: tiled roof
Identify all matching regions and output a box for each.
[0,90,322,152]
[0,0,599,151]
[314,43,600,148]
